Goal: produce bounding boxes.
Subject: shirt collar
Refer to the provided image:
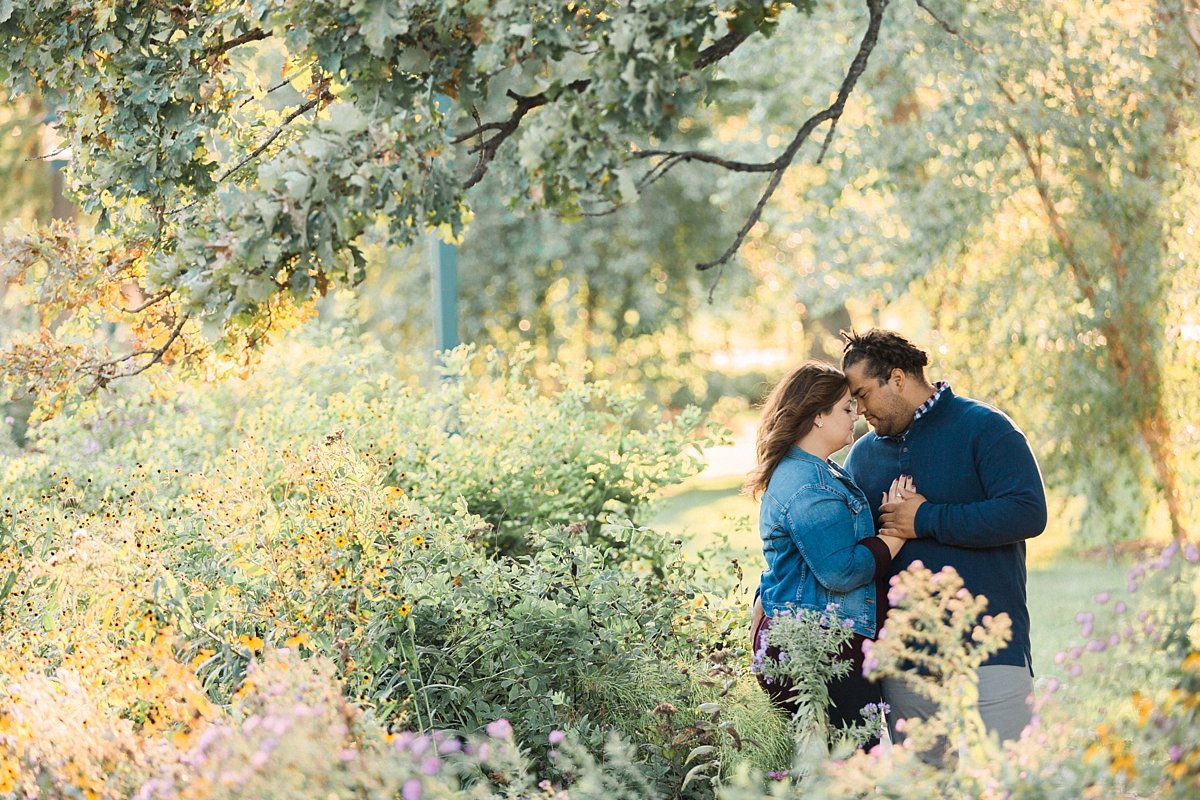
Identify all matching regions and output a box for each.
[914,380,950,422]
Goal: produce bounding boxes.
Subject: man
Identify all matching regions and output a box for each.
[840,328,1047,746]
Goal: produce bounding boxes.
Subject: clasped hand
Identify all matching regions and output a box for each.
[879,475,926,544]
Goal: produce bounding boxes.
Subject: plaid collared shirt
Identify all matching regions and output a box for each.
[913,380,950,423]
[880,380,950,440]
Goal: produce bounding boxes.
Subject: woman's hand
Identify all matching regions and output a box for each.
[879,475,928,539]
[879,534,906,558]
[882,475,917,506]
[750,596,764,641]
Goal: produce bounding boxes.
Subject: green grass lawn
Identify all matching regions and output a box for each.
[649,476,1132,683]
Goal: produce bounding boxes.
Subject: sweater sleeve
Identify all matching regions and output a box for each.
[914,427,1048,548]
[785,491,877,592]
[858,535,894,579]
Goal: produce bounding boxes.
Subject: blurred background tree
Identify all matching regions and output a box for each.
[1,0,1196,548]
[719,0,1199,547]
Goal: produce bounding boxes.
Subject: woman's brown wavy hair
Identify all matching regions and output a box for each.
[743,361,849,498]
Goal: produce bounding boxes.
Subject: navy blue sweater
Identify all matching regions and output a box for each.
[843,388,1047,670]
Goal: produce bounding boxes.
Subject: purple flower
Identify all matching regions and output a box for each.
[767,770,791,781]
[1054,651,1066,665]
[421,757,440,776]
[1043,678,1060,694]
[1114,601,1127,614]
[861,701,891,716]
[1068,647,1082,660]
[1169,745,1183,762]
[1185,543,1199,563]
[1086,639,1106,652]
[402,779,422,800]
[548,730,566,746]
[1108,633,1120,647]
[438,738,462,755]
[486,718,513,740]
[1137,610,1151,622]
[1068,664,1083,677]
[1093,592,1110,604]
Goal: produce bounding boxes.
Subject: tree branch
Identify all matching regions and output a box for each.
[694,28,752,69]
[25,146,70,163]
[85,311,190,391]
[170,93,326,216]
[696,0,892,297]
[915,0,987,54]
[997,93,1098,307]
[120,288,174,314]
[454,80,591,190]
[220,94,325,181]
[207,28,269,60]
[1184,0,1200,59]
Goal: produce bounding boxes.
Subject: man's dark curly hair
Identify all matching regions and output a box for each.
[839,329,929,383]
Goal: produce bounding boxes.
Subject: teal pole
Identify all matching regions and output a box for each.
[430,234,458,352]
[431,92,458,353]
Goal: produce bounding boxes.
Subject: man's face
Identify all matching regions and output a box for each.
[845,361,913,437]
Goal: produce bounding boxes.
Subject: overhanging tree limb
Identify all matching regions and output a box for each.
[693,0,891,298]
[85,310,191,391]
[454,80,592,190]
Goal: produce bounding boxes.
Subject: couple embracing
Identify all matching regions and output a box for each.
[747,329,1048,751]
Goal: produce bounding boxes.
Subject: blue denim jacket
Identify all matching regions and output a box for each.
[757,446,880,637]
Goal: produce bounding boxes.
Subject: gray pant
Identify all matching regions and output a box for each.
[883,663,1033,752]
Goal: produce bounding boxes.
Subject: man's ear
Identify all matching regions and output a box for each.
[890,368,905,390]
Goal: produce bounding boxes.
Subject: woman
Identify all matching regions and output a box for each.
[745,361,908,744]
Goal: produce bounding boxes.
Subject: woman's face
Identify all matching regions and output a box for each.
[823,389,859,449]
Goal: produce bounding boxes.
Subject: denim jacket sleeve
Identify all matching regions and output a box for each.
[783,488,877,593]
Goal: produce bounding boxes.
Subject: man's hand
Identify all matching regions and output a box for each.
[879,475,927,540]
[750,595,764,642]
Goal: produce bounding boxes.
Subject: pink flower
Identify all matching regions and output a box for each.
[486,718,513,739]
[548,730,566,746]
[402,779,422,800]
